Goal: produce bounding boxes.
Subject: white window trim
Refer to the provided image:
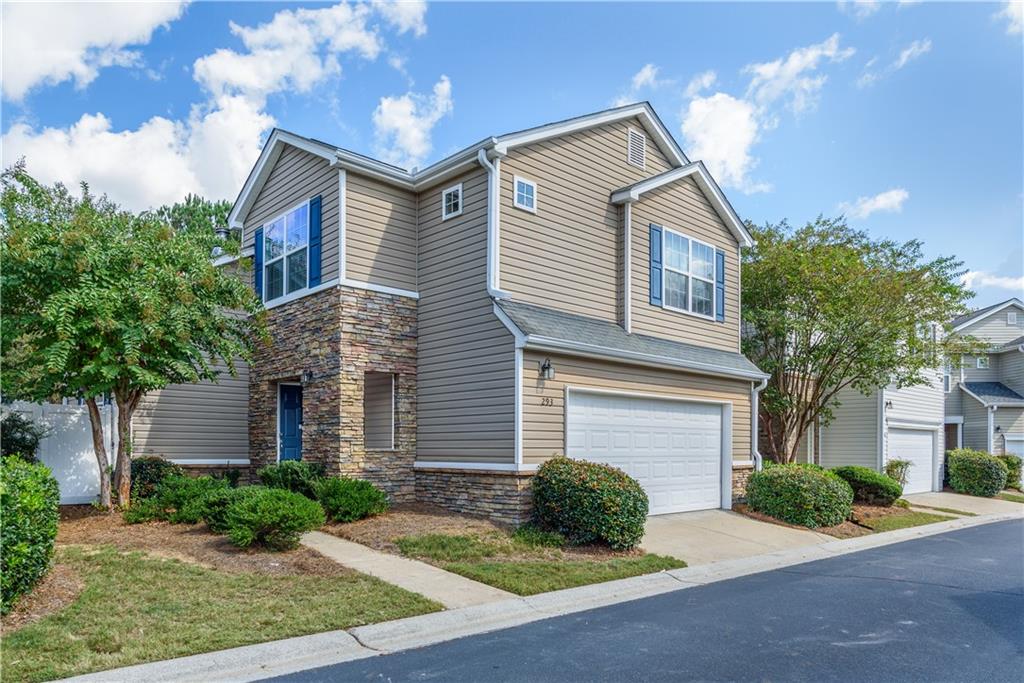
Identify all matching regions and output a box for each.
[977,356,990,369]
[512,175,537,213]
[1009,312,1018,325]
[262,199,311,304]
[661,226,716,321]
[943,364,952,393]
[627,127,646,170]
[441,183,463,220]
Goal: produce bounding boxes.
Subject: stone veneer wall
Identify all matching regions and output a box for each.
[415,469,534,525]
[731,462,754,502]
[248,285,417,501]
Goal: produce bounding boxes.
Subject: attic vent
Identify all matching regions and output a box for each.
[627,128,646,169]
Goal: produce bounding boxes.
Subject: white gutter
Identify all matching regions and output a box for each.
[987,406,997,453]
[477,149,509,299]
[623,202,633,333]
[751,378,767,471]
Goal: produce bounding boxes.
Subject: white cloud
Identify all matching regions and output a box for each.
[373,0,428,37]
[858,38,931,88]
[962,271,1024,292]
[373,75,453,168]
[684,70,717,98]
[838,188,909,218]
[680,35,852,193]
[612,63,672,106]
[994,1,1023,35]
[1,1,187,101]
[837,1,881,19]
[2,2,431,210]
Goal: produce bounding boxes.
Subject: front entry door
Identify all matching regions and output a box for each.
[279,385,303,461]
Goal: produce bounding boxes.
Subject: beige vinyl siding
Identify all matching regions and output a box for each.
[885,369,945,426]
[957,305,1024,345]
[1001,350,1024,394]
[416,167,516,463]
[819,386,879,469]
[630,178,741,352]
[345,173,418,291]
[132,360,249,460]
[364,372,394,449]
[962,395,990,451]
[241,144,340,284]
[521,351,752,465]
[499,118,672,322]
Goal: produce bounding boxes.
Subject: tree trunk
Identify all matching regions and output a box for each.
[84,398,112,510]
[113,394,134,508]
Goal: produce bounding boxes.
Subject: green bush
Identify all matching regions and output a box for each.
[947,449,1008,497]
[832,466,903,506]
[313,477,388,522]
[532,456,648,551]
[1,412,48,462]
[130,456,185,499]
[122,475,229,524]
[225,487,326,550]
[997,454,1022,490]
[1,457,60,614]
[199,486,263,533]
[747,465,854,528]
[884,459,913,487]
[257,461,325,498]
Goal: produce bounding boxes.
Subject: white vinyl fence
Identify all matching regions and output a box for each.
[6,400,118,504]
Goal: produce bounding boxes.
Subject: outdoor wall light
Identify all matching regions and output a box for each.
[539,358,555,381]
[885,400,893,409]
[301,369,314,383]
[995,426,1002,433]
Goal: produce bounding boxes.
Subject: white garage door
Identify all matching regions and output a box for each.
[1005,438,1024,458]
[888,428,935,494]
[566,391,723,515]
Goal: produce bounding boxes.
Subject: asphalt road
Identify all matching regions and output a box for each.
[269,520,1024,682]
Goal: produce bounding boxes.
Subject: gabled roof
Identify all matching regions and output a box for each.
[495,299,767,381]
[610,162,754,247]
[961,381,1024,407]
[995,335,1024,353]
[951,298,1024,332]
[229,102,689,229]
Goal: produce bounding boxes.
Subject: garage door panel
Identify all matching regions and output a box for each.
[567,392,723,515]
[889,428,935,494]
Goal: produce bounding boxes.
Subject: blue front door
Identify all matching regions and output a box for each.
[279,385,303,461]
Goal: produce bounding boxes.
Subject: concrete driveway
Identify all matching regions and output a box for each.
[904,491,1024,516]
[641,509,831,566]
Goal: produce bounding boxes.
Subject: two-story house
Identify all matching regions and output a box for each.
[222,103,768,523]
[944,298,1024,458]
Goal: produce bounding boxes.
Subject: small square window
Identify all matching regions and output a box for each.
[442,184,462,220]
[977,356,990,369]
[1009,311,1018,325]
[513,176,537,213]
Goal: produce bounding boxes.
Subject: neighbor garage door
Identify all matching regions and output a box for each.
[566,391,723,515]
[888,428,935,494]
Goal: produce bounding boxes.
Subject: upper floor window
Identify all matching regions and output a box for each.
[943,362,952,393]
[263,202,308,302]
[976,355,990,369]
[1009,311,1018,325]
[442,183,462,220]
[627,128,646,169]
[663,228,715,319]
[513,176,537,212]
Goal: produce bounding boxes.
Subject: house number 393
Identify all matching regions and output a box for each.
[540,397,554,406]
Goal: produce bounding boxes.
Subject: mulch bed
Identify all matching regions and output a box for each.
[57,506,347,577]
[1,564,84,634]
[734,503,912,539]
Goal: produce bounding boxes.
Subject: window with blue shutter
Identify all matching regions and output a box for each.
[308,195,322,287]
[258,201,312,303]
[715,249,726,322]
[649,224,663,306]
[253,227,264,299]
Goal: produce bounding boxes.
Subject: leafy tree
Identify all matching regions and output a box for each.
[0,164,265,508]
[742,216,981,463]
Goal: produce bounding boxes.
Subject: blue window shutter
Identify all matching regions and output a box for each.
[715,249,726,322]
[649,224,663,306]
[308,195,322,287]
[253,227,264,299]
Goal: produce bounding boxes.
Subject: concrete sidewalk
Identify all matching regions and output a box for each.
[904,491,1024,516]
[301,531,513,609]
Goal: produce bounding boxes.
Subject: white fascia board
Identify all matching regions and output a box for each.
[952,299,1024,332]
[211,246,253,268]
[523,335,769,382]
[956,385,1024,408]
[959,384,991,407]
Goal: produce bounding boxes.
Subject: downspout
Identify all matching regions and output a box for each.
[751,378,767,471]
[987,405,997,453]
[477,149,508,299]
[623,202,633,333]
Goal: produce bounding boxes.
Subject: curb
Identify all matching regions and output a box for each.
[59,512,1021,683]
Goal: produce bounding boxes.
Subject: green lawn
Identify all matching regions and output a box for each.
[860,511,955,533]
[396,529,685,596]
[906,503,977,517]
[996,491,1024,504]
[2,546,440,683]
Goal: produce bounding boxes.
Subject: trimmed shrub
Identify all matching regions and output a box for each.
[1,412,48,462]
[997,454,1022,490]
[257,461,325,498]
[123,475,229,524]
[532,456,648,551]
[747,465,854,528]
[314,477,388,523]
[1,457,60,614]
[884,459,913,487]
[130,456,185,499]
[832,466,903,506]
[947,449,1008,497]
[224,487,326,550]
[200,486,263,533]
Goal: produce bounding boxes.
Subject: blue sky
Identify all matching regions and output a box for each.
[2,1,1021,306]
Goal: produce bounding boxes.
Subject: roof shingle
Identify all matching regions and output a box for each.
[962,381,1024,405]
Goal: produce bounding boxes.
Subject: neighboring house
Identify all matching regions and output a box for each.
[944,298,1024,458]
[224,102,769,523]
